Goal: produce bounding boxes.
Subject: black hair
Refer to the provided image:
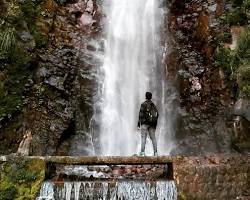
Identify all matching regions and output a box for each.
[146,92,152,100]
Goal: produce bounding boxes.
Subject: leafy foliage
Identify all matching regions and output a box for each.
[0,27,16,60]
[226,0,250,26]
[231,0,244,7]
[237,64,250,97]
[234,30,250,62]
[0,186,17,200]
[215,47,234,76]
[214,31,232,46]
[215,28,250,98]
[227,7,248,26]
[0,159,45,200]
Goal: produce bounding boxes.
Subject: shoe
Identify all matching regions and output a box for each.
[139,151,145,156]
[154,152,158,156]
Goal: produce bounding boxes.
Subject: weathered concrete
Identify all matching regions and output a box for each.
[1,155,174,165]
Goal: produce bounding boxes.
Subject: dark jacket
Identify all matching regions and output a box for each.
[138,100,158,128]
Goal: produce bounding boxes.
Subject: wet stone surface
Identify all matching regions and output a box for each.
[52,164,171,181]
[37,180,177,200]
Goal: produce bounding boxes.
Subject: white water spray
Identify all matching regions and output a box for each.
[97,0,175,156]
[37,181,177,200]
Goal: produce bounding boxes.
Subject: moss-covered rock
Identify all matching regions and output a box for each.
[0,0,54,126]
[0,157,45,200]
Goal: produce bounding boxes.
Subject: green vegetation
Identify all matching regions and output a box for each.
[215,29,250,98]
[226,0,250,26]
[214,31,232,46]
[0,158,45,200]
[0,0,49,123]
[237,64,250,97]
[227,7,248,26]
[0,27,16,58]
[215,47,234,76]
[0,186,17,200]
[231,0,244,7]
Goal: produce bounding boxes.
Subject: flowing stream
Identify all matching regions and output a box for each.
[96,0,176,156]
[36,181,177,200]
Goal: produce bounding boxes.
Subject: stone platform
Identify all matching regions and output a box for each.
[1,154,250,199]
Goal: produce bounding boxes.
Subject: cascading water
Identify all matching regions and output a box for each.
[97,0,176,156]
[36,164,178,200]
[37,181,177,200]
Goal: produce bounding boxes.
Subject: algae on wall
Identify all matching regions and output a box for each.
[0,157,45,200]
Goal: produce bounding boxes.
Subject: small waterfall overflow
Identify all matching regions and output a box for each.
[37,181,177,200]
[36,157,177,200]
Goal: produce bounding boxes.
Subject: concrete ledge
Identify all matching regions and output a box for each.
[1,155,174,165]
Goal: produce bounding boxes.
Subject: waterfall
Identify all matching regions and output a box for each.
[36,181,177,200]
[96,0,175,156]
[36,182,54,200]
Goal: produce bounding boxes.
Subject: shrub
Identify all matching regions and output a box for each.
[215,29,250,75]
[237,64,250,84]
[227,7,248,26]
[231,0,244,7]
[237,64,250,97]
[0,186,17,200]
[0,27,16,58]
[234,29,250,62]
[215,47,234,75]
[214,31,232,45]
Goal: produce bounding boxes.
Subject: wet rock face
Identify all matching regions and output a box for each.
[0,0,102,155]
[52,164,170,180]
[31,0,102,156]
[168,0,235,154]
[170,0,230,108]
[28,46,78,155]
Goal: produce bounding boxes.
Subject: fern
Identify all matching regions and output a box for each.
[0,27,16,57]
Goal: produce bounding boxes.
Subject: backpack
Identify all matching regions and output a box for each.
[145,101,158,124]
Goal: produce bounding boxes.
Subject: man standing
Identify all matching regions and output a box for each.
[138,92,159,156]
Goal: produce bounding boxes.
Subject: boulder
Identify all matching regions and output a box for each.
[234,98,250,121]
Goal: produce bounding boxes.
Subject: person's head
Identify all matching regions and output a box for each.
[145,92,152,100]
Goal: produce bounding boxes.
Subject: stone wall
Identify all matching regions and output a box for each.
[1,154,249,199]
[174,154,250,200]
